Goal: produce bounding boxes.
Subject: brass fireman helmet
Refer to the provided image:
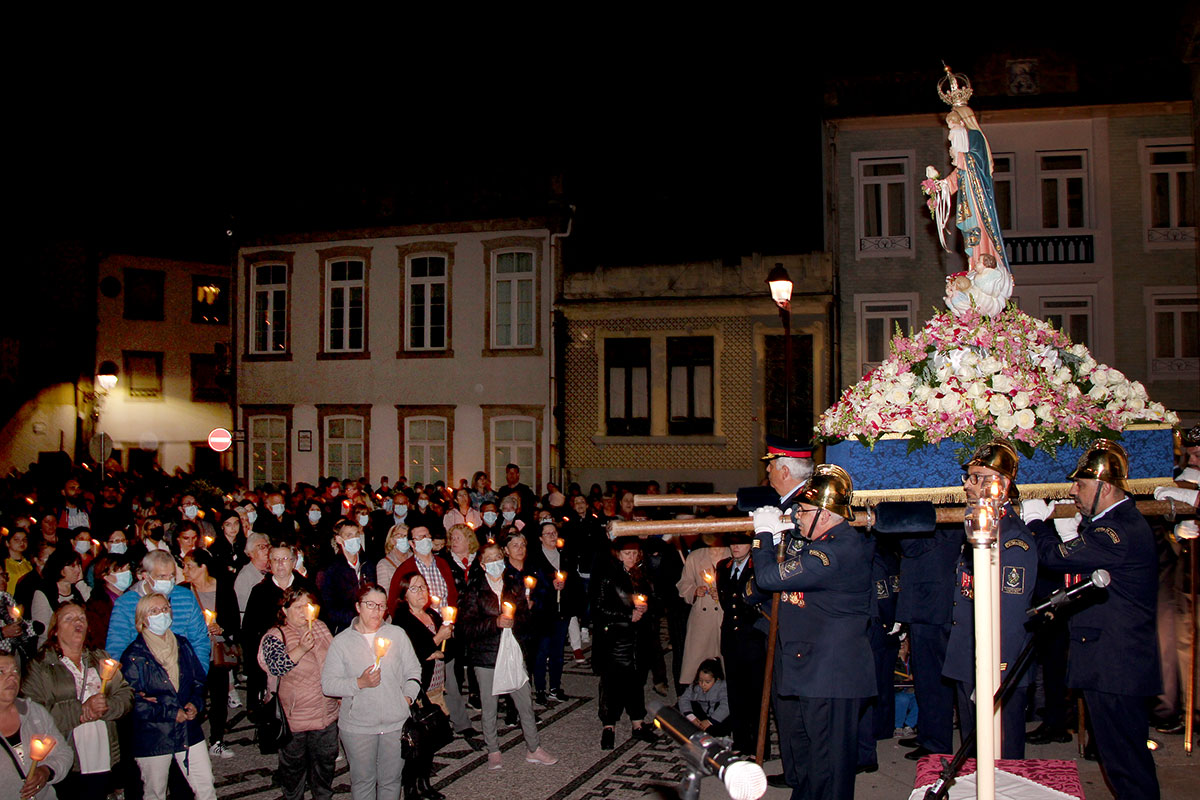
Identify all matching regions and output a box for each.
[798,464,854,520]
[1068,439,1130,493]
[963,440,1019,482]
[1181,425,1200,449]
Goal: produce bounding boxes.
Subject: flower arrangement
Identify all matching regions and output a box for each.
[921,166,942,221]
[817,305,1178,458]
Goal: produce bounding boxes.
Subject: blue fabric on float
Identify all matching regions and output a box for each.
[824,427,1175,491]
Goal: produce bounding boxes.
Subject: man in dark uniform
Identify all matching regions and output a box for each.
[856,536,901,773]
[1031,440,1161,800]
[716,531,769,756]
[941,441,1038,759]
[752,464,874,800]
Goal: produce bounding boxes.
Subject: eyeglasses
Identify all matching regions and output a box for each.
[269,557,296,565]
[961,474,984,486]
[359,601,386,611]
[407,586,427,594]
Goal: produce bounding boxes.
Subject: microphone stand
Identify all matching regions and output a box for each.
[922,593,1077,800]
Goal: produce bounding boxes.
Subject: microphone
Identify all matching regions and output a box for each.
[1026,569,1111,618]
[651,703,767,800]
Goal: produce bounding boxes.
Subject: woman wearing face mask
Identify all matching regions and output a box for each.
[498,496,522,533]
[350,504,381,562]
[375,525,412,600]
[443,489,482,532]
[475,501,502,548]
[407,491,444,543]
[139,518,169,554]
[181,549,241,758]
[84,555,132,651]
[297,500,333,572]
[319,524,376,635]
[32,551,90,648]
[121,592,216,800]
[70,529,98,573]
[23,602,134,797]
[460,543,556,770]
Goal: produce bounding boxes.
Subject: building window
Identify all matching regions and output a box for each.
[249,262,288,355]
[249,415,288,487]
[993,153,1015,231]
[324,415,365,480]
[406,255,448,350]
[123,351,163,398]
[667,337,714,435]
[192,276,229,325]
[405,417,447,486]
[1141,139,1195,247]
[123,268,165,321]
[853,152,914,257]
[1037,150,1088,229]
[1040,296,1093,348]
[491,417,535,484]
[325,259,366,353]
[854,294,916,376]
[1144,288,1199,380]
[604,338,650,435]
[190,354,226,402]
[492,250,535,348]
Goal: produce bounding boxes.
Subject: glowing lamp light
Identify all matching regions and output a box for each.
[766,263,793,310]
[374,637,392,666]
[96,360,119,392]
[29,736,55,763]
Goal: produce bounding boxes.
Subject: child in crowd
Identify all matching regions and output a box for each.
[678,658,730,735]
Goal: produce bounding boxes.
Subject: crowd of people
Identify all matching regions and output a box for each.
[0,428,1194,800]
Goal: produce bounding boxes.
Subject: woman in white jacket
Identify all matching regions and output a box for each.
[321,583,422,800]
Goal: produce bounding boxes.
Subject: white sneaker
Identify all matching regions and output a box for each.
[209,742,235,759]
[227,692,242,709]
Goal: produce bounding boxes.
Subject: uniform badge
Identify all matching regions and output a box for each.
[783,591,805,608]
[1004,538,1030,551]
[1002,566,1025,595]
[960,571,974,600]
[753,539,762,549]
[808,549,831,566]
[779,559,804,579]
[1094,527,1120,544]
[876,579,889,599]
[890,575,901,593]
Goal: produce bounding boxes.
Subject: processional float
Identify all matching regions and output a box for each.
[611,66,1194,800]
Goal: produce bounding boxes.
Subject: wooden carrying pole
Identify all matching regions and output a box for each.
[1188,540,1197,756]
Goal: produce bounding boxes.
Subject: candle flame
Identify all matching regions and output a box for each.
[29,736,55,762]
[374,637,392,659]
[502,601,515,619]
[203,609,216,625]
[204,535,214,547]
[99,658,118,680]
[556,571,566,582]
[306,603,319,621]
[11,606,21,621]
[703,571,714,584]
[442,605,457,623]
[524,576,537,590]
[634,594,647,607]
[430,594,441,608]
[556,537,565,549]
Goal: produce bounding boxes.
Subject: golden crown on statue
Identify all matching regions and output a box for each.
[937,64,973,107]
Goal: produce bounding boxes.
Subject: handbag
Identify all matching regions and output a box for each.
[253,692,293,754]
[191,584,240,667]
[401,689,453,760]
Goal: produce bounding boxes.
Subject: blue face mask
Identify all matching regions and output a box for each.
[394,506,408,519]
[308,509,322,524]
[113,570,133,591]
[108,542,127,555]
[484,560,505,578]
[502,511,516,523]
[152,578,175,595]
[417,499,429,510]
[483,512,498,526]
[147,611,172,636]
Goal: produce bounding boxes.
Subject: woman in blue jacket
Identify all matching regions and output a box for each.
[120,592,216,800]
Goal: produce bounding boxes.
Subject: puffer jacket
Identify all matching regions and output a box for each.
[259,620,339,733]
[22,648,133,772]
[458,569,530,668]
[120,634,207,757]
[589,559,657,675]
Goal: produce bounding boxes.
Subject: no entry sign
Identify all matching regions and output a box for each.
[208,427,233,452]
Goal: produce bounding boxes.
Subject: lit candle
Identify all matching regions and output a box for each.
[440,605,456,651]
[467,521,475,529]
[11,605,21,622]
[555,537,565,549]
[204,535,214,548]
[555,570,566,603]
[429,594,441,610]
[524,575,536,602]
[91,539,101,556]
[633,594,647,609]
[203,609,217,627]
[99,658,118,693]
[374,637,392,667]
[29,735,55,764]
[502,601,515,619]
[306,603,319,630]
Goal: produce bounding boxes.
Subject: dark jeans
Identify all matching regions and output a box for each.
[278,720,340,800]
[205,664,232,743]
[599,667,648,727]
[533,618,570,692]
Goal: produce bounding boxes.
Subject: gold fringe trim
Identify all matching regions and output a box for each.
[850,476,1176,506]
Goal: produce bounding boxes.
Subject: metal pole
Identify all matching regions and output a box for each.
[755,534,785,766]
[781,306,792,441]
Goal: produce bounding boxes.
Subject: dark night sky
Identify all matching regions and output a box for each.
[10,10,1195,269]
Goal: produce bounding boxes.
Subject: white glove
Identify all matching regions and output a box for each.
[1154,485,1199,507]
[1020,499,1053,523]
[1053,513,1081,543]
[752,507,781,535]
[1175,520,1199,541]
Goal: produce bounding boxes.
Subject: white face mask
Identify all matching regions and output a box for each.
[152,578,174,595]
[482,511,498,526]
[74,540,91,554]
[484,560,506,578]
[183,505,198,519]
[147,611,172,636]
[271,503,285,517]
[246,510,258,524]
[308,509,322,523]
[357,514,370,527]
[395,538,411,553]
[342,537,362,556]
[413,538,433,555]
[108,542,127,555]
[502,511,516,523]
[112,570,133,591]
[394,506,408,519]
[417,499,429,510]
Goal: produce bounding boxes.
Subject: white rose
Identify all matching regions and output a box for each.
[1090,369,1109,386]
[1167,410,1180,424]
[887,388,910,406]
[1054,367,1072,384]
[897,372,917,389]
[1070,344,1088,356]
[1108,369,1125,383]
[989,394,1013,417]
[963,352,979,368]
[1015,408,1037,430]
[891,418,914,433]
[926,395,942,413]
[996,414,1018,433]
[965,382,985,399]
[1150,401,1165,415]
[1113,384,1131,401]
[1036,404,1055,421]
[936,364,952,383]
[942,393,962,414]
[926,165,939,179]
[1088,384,1109,402]
[957,365,978,381]
[978,357,1002,375]
[991,374,1014,393]
[1080,357,1097,373]
[1128,398,1145,413]
[1131,381,1148,399]
[1012,391,1032,410]
[915,385,932,402]
[1067,384,1082,399]
[882,362,899,378]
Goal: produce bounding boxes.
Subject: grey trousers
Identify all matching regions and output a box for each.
[474,666,539,754]
[340,729,405,800]
[279,720,339,800]
[443,657,472,731]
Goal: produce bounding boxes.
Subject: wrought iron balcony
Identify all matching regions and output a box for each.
[1004,234,1094,265]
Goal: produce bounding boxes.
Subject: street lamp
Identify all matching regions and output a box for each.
[765,263,794,439]
[96,361,119,392]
